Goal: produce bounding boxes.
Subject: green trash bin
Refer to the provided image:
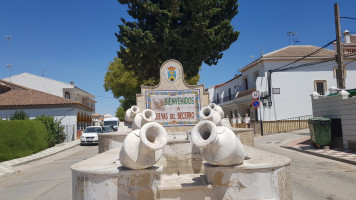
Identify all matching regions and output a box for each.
[308,117,331,148]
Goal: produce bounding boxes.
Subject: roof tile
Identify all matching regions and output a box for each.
[263,45,336,58]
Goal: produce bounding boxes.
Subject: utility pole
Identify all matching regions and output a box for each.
[334,3,345,89]
[5,35,13,87]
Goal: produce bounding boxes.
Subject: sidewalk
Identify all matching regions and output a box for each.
[282,136,356,165]
[0,140,80,178]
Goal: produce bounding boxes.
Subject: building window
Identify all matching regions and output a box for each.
[314,80,327,95]
[216,93,220,104]
[243,77,248,90]
[228,88,232,100]
[65,92,70,99]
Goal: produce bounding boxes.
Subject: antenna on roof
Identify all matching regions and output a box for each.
[287,31,302,45]
[287,31,300,45]
[259,46,264,56]
[42,70,45,77]
[5,35,13,88]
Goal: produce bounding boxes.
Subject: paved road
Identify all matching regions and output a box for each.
[0,145,98,200]
[255,130,356,200]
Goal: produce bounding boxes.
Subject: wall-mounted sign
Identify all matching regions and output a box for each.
[251,91,259,99]
[145,89,200,126]
[272,88,280,94]
[252,100,260,108]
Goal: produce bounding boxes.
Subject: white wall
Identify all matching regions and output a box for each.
[312,93,356,149]
[4,73,73,97]
[214,77,242,103]
[211,57,356,122]
[258,59,354,121]
[240,62,265,91]
[206,87,215,103]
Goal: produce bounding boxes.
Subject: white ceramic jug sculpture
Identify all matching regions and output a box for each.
[125,106,140,122]
[191,120,245,166]
[200,107,222,126]
[208,103,224,119]
[132,109,156,130]
[120,122,168,169]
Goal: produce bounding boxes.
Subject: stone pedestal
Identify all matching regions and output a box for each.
[71,148,162,200]
[98,132,128,153]
[98,122,131,153]
[204,146,292,200]
[232,128,255,147]
[158,133,204,174]
[71,146,292,200]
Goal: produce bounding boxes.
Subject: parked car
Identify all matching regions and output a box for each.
[102,125,115,133]
[80,126,103,145]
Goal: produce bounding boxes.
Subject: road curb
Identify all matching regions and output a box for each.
[0,140,80,178]
[282,146,356,166]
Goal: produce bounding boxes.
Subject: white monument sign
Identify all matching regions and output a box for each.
[145,90,200,126]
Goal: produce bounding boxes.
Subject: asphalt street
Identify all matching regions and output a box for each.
[1,130,356,200]
[255,130,356,200]
[0,145,98,200]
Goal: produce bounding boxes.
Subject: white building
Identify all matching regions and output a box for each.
[0,73,96,141]
[3,73,96,110]
[211,39,356,123]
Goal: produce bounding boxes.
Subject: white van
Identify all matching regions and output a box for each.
[103,117,119,131]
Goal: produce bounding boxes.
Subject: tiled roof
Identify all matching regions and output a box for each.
[263,45,336,58]
[0,89,86,108]
[240,45,336,73]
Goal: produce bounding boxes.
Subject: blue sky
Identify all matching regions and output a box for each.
[0,0,355,115]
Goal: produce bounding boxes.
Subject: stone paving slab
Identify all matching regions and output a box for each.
[282,136,356,165]
[0,140,80,178]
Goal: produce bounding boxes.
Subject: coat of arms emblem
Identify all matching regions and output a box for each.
[167,66,176,81]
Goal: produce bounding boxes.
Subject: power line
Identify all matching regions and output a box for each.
[271,39,336,72]
[341,16,356,20]
[276,58,336,72]
[345,58,356,66]
[96,96,117,99]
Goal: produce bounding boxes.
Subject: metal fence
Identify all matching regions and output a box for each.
[261,115,313,135]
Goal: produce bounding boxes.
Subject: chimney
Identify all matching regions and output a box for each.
[344,30,350,43]
[70,81,74,85]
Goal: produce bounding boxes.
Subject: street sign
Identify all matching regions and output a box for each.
[252,100,260,108]
[251,91,259,99]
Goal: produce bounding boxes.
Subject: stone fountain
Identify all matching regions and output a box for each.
[71,60,292,200]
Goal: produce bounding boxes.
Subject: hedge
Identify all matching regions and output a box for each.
[0,120,48,162]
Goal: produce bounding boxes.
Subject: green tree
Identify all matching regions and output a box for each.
[10,110,29,120]
[116,106,125,121]
[105,0,239,108]
[117,0,239,78]
[35,115,66,147]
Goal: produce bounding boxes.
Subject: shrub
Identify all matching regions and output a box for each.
[0,120,48,162]
[10,110,29,120]
[35,115,66,147]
